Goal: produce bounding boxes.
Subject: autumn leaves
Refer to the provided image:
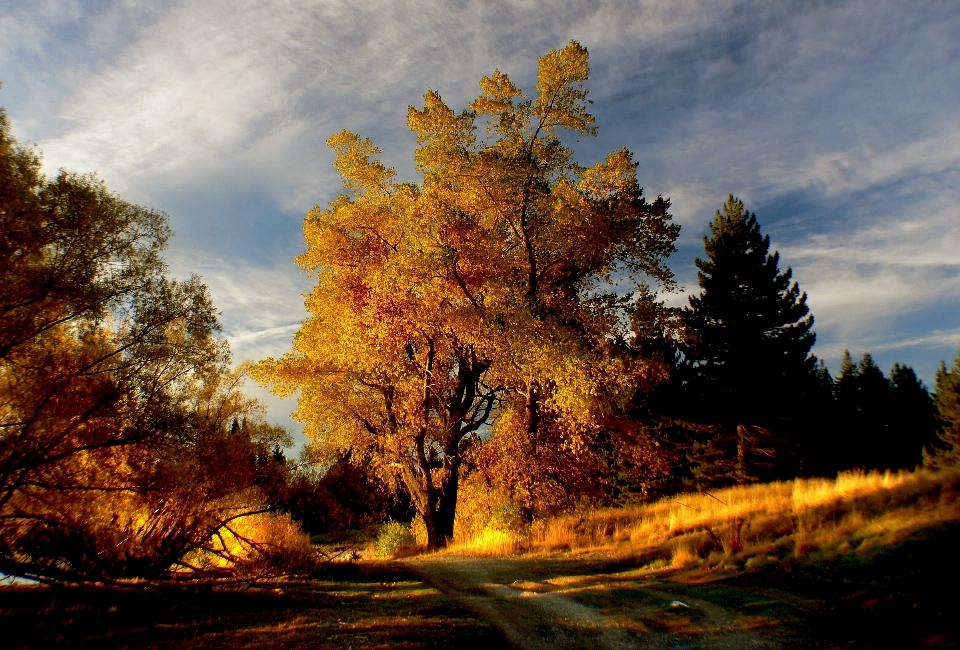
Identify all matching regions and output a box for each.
[255,42,680,547]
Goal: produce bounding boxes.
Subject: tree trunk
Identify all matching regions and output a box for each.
[400,461,440,548]
[434,455,461,545]
[525,386,539,451]
[421,509,439,549]
[736,424,747,485]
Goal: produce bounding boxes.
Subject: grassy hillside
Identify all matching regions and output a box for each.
[427,468,960,648]
[449,468,960,568]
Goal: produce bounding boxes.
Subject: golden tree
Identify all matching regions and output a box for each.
[0,108,298,584]
[256,42,679,547]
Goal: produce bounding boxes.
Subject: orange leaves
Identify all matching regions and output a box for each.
[472,69,525,118]
[580,148,640,201]
[408,91,477,178]
[470,70,528,143]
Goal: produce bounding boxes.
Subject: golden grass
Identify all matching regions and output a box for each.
[449,467,960,568]
[442,528,518,557]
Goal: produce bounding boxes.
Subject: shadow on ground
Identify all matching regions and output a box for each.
[0,563,508,649]
[4,523,958,649]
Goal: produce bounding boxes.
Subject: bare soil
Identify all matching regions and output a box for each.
[405,555,792,649]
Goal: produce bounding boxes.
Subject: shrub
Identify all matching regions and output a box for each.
[374,520,416,558]
[410,514,428,548]
[182,511,316,579]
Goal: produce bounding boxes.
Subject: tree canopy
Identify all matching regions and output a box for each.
[255,41,680,547]
[0,107,295,584]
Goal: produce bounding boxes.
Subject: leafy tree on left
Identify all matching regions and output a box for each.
[0,108,292,584]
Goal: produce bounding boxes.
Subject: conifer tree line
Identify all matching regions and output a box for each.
[638,195,947,490]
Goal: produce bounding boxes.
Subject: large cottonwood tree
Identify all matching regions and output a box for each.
[256,42,679,547]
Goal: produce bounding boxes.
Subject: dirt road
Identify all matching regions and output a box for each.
[405,556,791,650]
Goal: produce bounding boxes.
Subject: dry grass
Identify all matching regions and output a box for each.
[449,467,960,568]
[442,528,518,557]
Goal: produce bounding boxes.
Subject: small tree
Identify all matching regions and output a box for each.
[683,195,816,486]
[0,108,293,584]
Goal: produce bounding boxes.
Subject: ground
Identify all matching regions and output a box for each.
[3,522,958,649]
[406,522,960,649]
[0,563,506,649]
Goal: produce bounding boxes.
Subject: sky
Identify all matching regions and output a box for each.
[2,0,959,446]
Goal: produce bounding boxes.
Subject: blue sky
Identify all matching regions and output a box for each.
[3,1,959,444]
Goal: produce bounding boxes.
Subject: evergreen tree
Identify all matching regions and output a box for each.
[888,363,938,468]
[834,352,890,470]
[834,352,936,471]
[924,353,960,470]
[798,359,840,477]
[613,286,692,500]
[629,284,682,367]
[684,195,817,486]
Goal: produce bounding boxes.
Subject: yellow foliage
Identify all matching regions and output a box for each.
[255,41,679,547]
[185,511,313,577]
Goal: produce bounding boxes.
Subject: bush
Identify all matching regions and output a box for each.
[374,520,416,558]
[182,511,317,579]
[487,502,523,534]
[410,514,428,547]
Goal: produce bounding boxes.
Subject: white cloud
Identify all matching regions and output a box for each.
[164,250,313,445]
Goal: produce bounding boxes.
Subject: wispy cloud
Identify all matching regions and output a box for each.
[165,248,311,361]
[780,127,960,199]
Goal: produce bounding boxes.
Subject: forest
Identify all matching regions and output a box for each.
[1,41,958,647]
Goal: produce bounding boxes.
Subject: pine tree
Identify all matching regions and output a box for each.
[834,352,936,471]
[888,363,938,468]
[834,352,890,470]
[925,353,960,470]
[684,195,817,486]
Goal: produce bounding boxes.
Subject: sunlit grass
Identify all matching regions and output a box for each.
[449,467,960,571]
[443,528,518,556]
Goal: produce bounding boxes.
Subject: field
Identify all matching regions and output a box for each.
[4,468,959,649]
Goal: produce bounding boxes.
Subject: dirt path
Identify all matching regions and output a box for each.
[405,556,787,650]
